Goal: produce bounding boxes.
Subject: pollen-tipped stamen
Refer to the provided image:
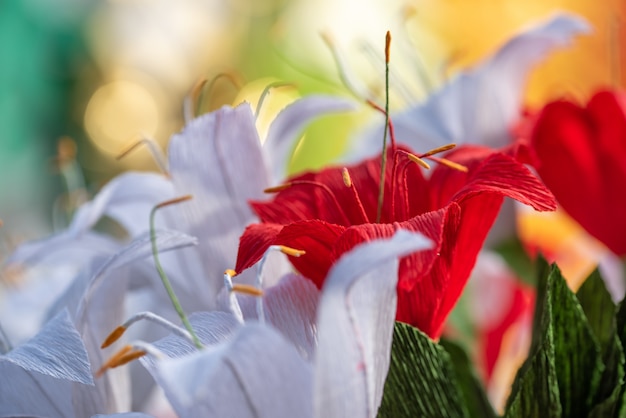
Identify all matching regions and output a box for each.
[419,143,457,158]
[425,156,469,173]
[117,135,169,175]
[96,341,164,378]
[407,153,431,170]
[223,270,245,324]
[341,167,370,223]
[151,197,203,349]
[264,183,293,193]
[183,72,243,122]
[266,180,351,225]
[277,245,306,257]
[321,32,373,101]
[101,311,195,349]
[376,31,392,223]
[342,167,352,187]
[255,81,296,119]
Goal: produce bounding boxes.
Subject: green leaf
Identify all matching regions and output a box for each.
[577,269,617,351]
[440,339,496,418]
[577,268,625,416]
[505,260,605,418]
[378,322,469,418]
[505,336,561,418]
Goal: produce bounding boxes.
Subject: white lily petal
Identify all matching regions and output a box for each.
[167,103,269,302]
[1,309,92,384]
[61,231,197,417]
[92,414,155,418]
[153,323,312,418]
[148,311,241,361]
[314,230,431,418]
[0,310,93,418]
[69,172,176,238]
[240,273,320,360]
[348,13,590,160]
[264,95,357,182]
[6,230,119,267]
[0,371,75,417]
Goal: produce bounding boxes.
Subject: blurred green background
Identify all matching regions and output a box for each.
[1,0,624,251]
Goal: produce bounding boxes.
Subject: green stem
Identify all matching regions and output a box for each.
[150,202,203,349]
[376,32,391,223]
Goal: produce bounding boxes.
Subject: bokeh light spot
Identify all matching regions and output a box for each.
[84,81,159,157]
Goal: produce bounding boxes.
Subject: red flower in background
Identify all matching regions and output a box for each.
[236,146,555,338]
[529,90,626,256]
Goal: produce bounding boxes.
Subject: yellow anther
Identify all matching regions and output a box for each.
[342,168,353,187]
[264,184,292,193]
[279,245,306,257]
[96,345,132,378]
[419,143,457,158]
[407,153,431,170]
[101,326,127,349]
[114,350,147,368]
[427,156,469,173]
[224,269,237,277]
[155,195,193,210]
[232,284,264,297]
[385,31,391,63]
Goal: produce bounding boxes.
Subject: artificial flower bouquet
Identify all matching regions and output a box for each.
[2,11,626,418]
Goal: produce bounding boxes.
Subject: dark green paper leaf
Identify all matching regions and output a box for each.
[440,339,496,418]
[577,268,625,415]
[378,322,469,418]
[505,259,605,418]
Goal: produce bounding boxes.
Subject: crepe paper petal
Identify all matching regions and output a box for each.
[264,95,357,182]
[314,230,431,417]
[152,324,312,418]
[348,13,590,161]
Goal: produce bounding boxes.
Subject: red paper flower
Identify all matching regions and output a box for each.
[529,90,626,256]
[236,146,555,337]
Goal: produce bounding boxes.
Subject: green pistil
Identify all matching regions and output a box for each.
[376,31,392,223]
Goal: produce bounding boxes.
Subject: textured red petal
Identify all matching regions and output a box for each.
[235,223,283,274]
[274,220,346,287]
[532,91,626,255]
[395,204,461,337]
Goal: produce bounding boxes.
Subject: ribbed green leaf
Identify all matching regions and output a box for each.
[505,260,605,418]
[440,339,496,418]
[378,322,469,418]
[505,336,561,418]
[577,268,624,417]
[577,269,617,350]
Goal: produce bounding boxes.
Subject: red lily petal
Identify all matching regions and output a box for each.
[483,284,533,380]
[531,90,626,255]
[236,223,283,274]
[396,203,462,337]
[274,220,347,287]
[430,149,556,212]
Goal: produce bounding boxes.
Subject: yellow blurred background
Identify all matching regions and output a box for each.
[1,0,624,246]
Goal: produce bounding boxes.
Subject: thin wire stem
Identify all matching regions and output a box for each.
[150,197,203,349]
[376,31,392,223]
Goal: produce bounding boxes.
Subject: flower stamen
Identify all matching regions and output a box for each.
[151,196,203,349]
[266,180,352,225]
[223,270,245,324]
[183,72,243,122]
[255,81,296,119]
[117,135,169,175]
[101,311,195,349]
[96,342,164,378]
[342,168,370,223]
[425,156,469,173]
